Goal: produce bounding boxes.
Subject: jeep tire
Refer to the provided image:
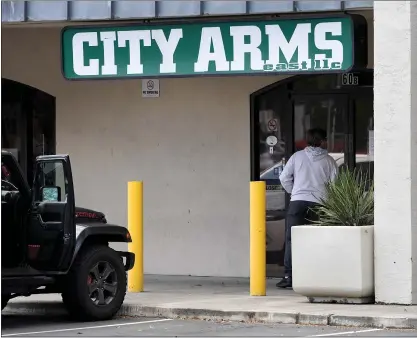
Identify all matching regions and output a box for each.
[61,245,127,321]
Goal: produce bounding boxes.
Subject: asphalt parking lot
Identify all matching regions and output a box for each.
[2,314,417,337]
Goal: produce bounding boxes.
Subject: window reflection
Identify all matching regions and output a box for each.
[354,97,374,183]
[294,98,345,155]
[258,91,287,173]
[34,161,67,202]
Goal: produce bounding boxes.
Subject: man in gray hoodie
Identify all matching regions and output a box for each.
[276,128,338,288]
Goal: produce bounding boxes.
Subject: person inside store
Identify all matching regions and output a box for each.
[276,128,338,288]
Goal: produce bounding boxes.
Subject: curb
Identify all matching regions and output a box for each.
[4,302,417,330]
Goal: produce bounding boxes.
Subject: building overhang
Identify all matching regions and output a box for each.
[2,1,373,24]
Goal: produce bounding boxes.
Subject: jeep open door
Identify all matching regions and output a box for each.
[27,155,75,271]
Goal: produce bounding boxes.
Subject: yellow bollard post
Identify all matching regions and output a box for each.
[250,181,266,296]
[128,181,144,292]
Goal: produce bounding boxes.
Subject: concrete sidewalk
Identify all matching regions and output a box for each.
[4,275,417,329]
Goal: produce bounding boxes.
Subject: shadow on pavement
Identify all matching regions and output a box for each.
[2,313,73,330]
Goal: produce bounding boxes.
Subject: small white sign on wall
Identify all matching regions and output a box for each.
[142,79,160,98]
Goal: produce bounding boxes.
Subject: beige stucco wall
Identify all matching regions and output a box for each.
[2,10,373,277]
[2,26,284,277]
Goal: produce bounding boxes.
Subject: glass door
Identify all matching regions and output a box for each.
[253,89,292,277]
[257,93,349,277]
[251,74,370,277]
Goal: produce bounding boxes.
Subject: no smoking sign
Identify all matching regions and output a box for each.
[268,119,278,131]
[142,79,160,98]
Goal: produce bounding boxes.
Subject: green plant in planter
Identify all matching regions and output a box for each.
[312,168,374,227]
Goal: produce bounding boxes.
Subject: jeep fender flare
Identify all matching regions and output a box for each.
[70,224,132,269]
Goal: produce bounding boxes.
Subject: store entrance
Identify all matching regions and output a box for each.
[250,71,374,277]
[1,78,56,183]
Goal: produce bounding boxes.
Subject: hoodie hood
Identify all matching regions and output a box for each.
[304,146,328,162]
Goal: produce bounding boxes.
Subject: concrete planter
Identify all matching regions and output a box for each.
[292,225,374,304]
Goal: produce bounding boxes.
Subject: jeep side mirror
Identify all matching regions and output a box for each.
[41,186,61,202]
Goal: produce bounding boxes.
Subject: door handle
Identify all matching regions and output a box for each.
[42,222,62,231]
[37,215,61,231]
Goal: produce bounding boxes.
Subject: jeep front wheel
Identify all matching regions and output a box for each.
[62,246,127,321]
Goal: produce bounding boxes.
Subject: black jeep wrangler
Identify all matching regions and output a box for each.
[1,151,135,321]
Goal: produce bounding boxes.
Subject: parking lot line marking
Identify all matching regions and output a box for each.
[309,328,383,337]
[2,318,173,337]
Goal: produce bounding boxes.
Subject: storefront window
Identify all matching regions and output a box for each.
[1,79,56,183]
[1,102,24,163]
[354,96,374,184]
[293,96,346,171]
[32,91,55,159]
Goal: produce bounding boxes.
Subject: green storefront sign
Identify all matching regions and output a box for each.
[61,16,359,79]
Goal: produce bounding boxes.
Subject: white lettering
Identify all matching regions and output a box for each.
[194,27,230,72]
[314,22,343,66]
[230,26,264,71]
[118,30,151,74]
[100,31,118,75]
[72,32,99,76]
[152,29,183,74]
[265,23,312,70]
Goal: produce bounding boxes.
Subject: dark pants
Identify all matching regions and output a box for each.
[284,200,319,278]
